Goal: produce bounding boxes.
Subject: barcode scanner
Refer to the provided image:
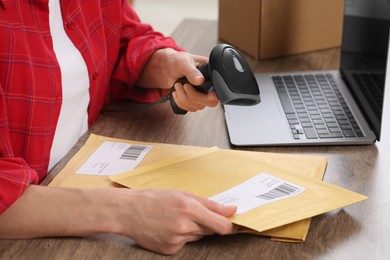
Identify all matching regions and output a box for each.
[103,44,261,114]
[170,44,261,114]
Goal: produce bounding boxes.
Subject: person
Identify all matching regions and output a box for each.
[0,0,237,255]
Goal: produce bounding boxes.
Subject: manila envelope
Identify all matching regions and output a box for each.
[48,134,215,188]
[110,149,367,238]
[49,134,335,242]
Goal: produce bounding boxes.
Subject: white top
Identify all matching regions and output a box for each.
[48,0,90,171]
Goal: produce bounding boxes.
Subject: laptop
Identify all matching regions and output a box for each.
[223,0,390,146]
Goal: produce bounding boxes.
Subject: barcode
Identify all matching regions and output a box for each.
[119,145,148,160]
[257,183,300,200]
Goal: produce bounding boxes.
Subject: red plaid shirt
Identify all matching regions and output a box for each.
[0,0,181,213]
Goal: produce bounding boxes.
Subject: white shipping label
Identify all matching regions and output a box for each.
[76,141,152,176]
[209,173,305,214]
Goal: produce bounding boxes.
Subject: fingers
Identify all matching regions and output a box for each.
[185,193,238,235]
[170,191,237,235]
[172,84,204,112]
[123,189,237,255]
[172,83,219,112]
[161,51,220,113]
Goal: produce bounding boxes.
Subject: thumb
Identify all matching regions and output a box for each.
[185,67,204,86]
[186,191,237,217]
[183,54,208,86]
[203,198,237,217]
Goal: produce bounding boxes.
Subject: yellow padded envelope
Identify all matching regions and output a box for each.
[49,134,365,242]
[110,149,367,240]
[48,134,214,188]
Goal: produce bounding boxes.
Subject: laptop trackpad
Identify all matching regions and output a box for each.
[224,91,292,145]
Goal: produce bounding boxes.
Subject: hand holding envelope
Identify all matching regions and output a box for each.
[110,148,367,237]
[50,134,367,242]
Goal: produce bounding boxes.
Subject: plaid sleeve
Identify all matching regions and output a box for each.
[0,158,39,214]
[110,0,184,103]
[0,88,39,214]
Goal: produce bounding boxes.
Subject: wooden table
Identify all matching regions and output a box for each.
[1,19,389,260]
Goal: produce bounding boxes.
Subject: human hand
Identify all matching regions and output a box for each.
[136,48,219,112]
[121,189,237,255]
[0,185,236,256]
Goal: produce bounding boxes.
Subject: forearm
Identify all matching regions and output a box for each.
[0,185,236,255]
[0,185,127,239]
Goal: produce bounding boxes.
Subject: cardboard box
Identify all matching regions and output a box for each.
[218,0,344,60]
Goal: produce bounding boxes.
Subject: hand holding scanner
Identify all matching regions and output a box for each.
[170,44,261,114]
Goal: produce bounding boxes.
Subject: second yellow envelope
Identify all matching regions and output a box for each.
[111,149,367,234]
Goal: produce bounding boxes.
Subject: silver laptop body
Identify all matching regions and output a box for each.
[223,2,388,146]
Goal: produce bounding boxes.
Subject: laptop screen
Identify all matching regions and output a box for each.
[340,0,390,140]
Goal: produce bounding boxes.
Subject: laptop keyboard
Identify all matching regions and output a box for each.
[273,74,363,140]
